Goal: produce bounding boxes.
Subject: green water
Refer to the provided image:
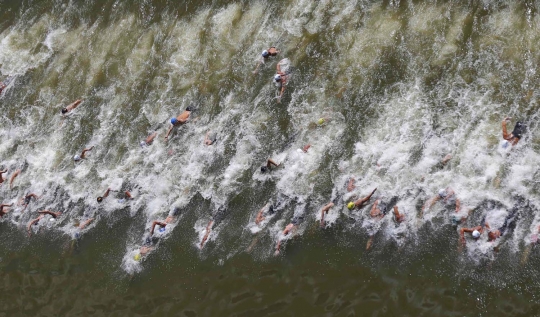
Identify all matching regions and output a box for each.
[2,0,540,315]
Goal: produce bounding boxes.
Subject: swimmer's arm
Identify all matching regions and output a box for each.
[80,146,94,159]
[253,61,262,74]
[38,210,61,218]
[455,198,461,213]
[0,203,13,209]
[502,118,513,140]
[267,159,279,168]
[27,216,42,236]
[146,131,158,144]
[9,169,21,189]
[484,222,491,230]
[150,221,167,235]
[369,201,380,217]
[79,218,94,229]
[422,196,439,212]
[67,99,82,110]
[278,85,286,103]
[124,191,133,199]
[103,188,114,198]
[321,202,334,213]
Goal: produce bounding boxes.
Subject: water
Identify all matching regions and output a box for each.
[2,0,540,315]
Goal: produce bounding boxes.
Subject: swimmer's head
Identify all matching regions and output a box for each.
[317,118,325,125]
[186,106,193,112]
[159,227,166,233]
[73,232,81,240]
[61,108,68,114]
[472,230,481,239]
[438,189,447,198]
[170,207,181,216]
[261,166,268,173]
[73,155,81,162]
[347,202,355,210]
[274,74,282,82]
[134,253,141,261]
[97,196,103,203]
[171,118,178,125]
[140,141,147,147]
[262,50,269,58]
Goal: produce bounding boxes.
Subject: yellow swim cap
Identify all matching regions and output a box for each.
[317,118,325,125]
[134,253,141,261]
[347,202,355,210]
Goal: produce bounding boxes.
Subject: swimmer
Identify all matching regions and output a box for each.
[459,225,484,246]
[393,206,405,223]
[260,159,280,173]
[274,61,289,103]
[365,199,390,250]
[204,131,216,146]
[275,218,301,255]
[369,199,388,219]
[301,144,311,153]
[61,99,82,116]
[140,132,157,147]
[78,218,94,229]
[502,117,525,147]
[97,188,115,203]
[9,169,21,189]
[347,178,356,192]
[150,207,180,235]
[26,210,62,236]
[200,220,214,249]
[0,203,14,217]
[319,202,334,228]
[164,106,193,141]
[486,207,519,242]
[422,187,461,214]
[73,146,94,162]
[347,188,377,210]
[0,169,7,184]
[253,47,280,74]
[255,203,271,225]
[18,193,40,212]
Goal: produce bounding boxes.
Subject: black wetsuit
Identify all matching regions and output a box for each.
[512,122,525,139]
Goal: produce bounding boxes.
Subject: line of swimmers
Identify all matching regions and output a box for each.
[0,46,529,259]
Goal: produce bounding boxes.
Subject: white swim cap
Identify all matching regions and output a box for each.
[73,155,81,161]
[262,50,269,57]
[472,230,480,239]
[49,218,55,222]
[140,141,146,147]
[438,189,447,197]
[274,74,281,82]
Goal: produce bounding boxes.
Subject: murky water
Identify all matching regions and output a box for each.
[2,0,540,315]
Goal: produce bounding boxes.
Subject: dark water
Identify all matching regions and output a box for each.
[2,0,540,316]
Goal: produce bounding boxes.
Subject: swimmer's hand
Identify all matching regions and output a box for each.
[504,117,512,122]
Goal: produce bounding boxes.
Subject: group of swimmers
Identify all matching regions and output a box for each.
[0,46,530,261]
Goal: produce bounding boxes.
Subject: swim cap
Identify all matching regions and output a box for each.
[97,196,103,203]
[262,50,269,57]
[472,230,480,239]
[49,218,55,222]
[317,118,325,125]
[61,108,68,114]
[438,189,447,198]
[171,118,178,125]
[261,166,268,173]
[140,141,147,147]
[274,74,282,82]
[159,227,166,233]
[347,202,355,210]
[73,155,81,161]
[134,253,141,261]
